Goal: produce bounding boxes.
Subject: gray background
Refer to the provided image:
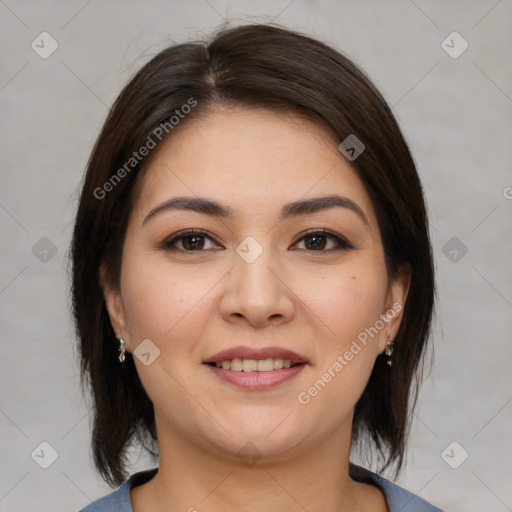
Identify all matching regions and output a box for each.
[1,1,511,511]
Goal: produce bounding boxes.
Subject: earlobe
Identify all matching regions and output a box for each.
[99,264,127,341]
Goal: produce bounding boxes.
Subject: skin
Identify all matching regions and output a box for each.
[102,108,410,512]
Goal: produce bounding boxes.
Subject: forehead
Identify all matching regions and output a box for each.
[131,108,378,228]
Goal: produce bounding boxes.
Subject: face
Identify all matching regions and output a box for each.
[103,108,409,464]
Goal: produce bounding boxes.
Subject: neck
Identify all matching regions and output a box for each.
[131,417,375,512]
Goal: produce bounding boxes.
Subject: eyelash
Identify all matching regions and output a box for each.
[160,228,355,253]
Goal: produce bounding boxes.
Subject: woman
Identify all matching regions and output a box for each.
[72,23,443,512]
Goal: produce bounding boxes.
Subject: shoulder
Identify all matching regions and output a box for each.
[77,468,158,512]
[350,464,444,512]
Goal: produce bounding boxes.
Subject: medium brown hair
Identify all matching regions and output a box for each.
[71,23,435,487]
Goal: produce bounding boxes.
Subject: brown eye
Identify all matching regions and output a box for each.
[293,230,354,251]
[161,230,221,252]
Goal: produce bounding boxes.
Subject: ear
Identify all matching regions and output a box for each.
[99,263,129,348]
[377,264,411,354]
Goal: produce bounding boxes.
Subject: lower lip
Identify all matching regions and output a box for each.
[204,364,306,390]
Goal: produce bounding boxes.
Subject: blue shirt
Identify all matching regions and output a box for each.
[78,465,443,511]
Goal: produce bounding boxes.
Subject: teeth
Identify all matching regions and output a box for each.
[242,359,258,372]
[231,358,243,371]
[213,358,296,371]
[257,358,274,371]
[273,358,284,369]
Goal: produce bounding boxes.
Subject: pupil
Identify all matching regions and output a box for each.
[184,235,204,250]
[306,234,325,250]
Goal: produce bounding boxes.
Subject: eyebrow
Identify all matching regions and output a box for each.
[142,194,369,227]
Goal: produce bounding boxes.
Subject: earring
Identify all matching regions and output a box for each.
[384,331,394,367]
[118,338,126,363]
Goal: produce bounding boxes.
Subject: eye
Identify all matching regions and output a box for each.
[160,229,222,252]
[292,229,354,251]
[160,228,353,253]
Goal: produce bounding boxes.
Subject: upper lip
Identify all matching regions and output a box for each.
[203,346,308,364]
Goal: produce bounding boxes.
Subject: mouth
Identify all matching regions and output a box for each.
[206,358,304,371]
[202,346,308,390]
[203,346,308,370]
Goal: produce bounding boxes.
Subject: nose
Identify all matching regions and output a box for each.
[219,243,295,328]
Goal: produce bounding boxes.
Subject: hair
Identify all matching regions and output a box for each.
[71,23,435,487]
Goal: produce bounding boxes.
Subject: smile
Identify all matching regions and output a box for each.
[203,358,307,391]
[203,345,308,390]
[207,358,302,372]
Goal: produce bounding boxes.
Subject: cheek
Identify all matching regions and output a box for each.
[293,271,386,425]
[119,258,212,414]
[120,255,211,347]
[298,266,387,349]
[342,275,386,339]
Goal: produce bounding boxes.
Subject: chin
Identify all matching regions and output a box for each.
[199,412,310,463]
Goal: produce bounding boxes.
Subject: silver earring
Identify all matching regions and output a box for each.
[385,331,394,367]
[118,338,126,363]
